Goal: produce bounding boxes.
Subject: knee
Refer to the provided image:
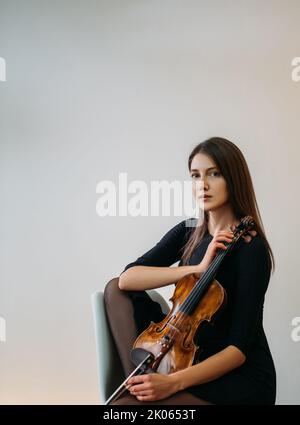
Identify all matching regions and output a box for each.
[104,278,122,305]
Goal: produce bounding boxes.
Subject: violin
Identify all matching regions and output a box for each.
[132,216,255,374]
[105,216,255,404]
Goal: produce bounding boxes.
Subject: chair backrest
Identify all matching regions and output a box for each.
[91,283,170,404]
[91,290,125,404]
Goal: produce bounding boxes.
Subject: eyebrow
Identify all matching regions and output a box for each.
[190,167,218,172]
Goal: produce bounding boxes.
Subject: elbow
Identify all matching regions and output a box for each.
[237,353,246,367]
[118,274,127,290]
[235,349,247,367]
[118,272,132,290]
[118,266,140,290]
[228,345,247,367]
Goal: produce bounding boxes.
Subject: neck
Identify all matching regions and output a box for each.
[207,203,239,236]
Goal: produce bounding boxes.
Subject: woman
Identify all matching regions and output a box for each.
[104,137,276,405]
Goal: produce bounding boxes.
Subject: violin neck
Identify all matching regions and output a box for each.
[179,238,238,315]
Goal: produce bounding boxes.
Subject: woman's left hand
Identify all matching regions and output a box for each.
[126,373,178,402]
[230,225,257,243]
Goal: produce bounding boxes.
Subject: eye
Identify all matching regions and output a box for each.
[190,171,221,178]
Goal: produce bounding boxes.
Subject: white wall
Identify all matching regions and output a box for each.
[0,0,299,404]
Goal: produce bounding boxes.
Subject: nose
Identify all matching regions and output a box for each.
[195,178,208,191]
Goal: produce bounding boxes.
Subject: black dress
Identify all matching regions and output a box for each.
[120,218,276,405]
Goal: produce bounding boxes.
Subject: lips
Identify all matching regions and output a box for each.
[199,195,212,199]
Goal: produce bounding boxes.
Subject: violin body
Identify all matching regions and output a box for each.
[133,271,227,374]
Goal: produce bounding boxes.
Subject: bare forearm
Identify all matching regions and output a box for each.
[118,264,204,291]
[170,345,246,392]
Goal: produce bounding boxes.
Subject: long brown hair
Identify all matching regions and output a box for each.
[181,137,275,273]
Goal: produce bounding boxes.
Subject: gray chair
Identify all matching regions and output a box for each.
[91,278,170,405]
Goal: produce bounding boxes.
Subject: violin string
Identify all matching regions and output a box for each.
[168,223,253,342]
[156,246,226,345]
[163,244,230,342]
[180,224,253,319]
[175,235,242,331]
[163,234,240,345]
[180,240,235,313]
[178,218,253,321]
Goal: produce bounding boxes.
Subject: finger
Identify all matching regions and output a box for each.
[215,234,234,241]
[130,383,150,392]
[215,242,228,250]
[131,388,153,396]
[126,374,148,385]
[215,237,233,243]
[242,235,251,243]
[216,230,234,235]
[249,230,257,236]
[136,395,154,401]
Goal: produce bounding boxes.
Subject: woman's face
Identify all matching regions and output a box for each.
[190,152,229,211]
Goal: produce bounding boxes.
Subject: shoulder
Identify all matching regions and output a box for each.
[238,233,268,255]
[157,217,197,249]
[181,217,199,241]
[165,217,197,237]
[235,234,272,272]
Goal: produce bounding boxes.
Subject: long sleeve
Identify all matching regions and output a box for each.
[227,236,272,356]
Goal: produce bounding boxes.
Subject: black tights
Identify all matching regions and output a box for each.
[103,278,210,405]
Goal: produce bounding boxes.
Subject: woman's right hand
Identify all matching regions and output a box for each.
[197,230,234,272]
